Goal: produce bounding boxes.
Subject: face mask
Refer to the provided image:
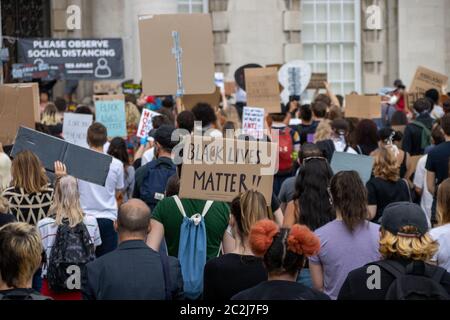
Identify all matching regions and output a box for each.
[389,95,399,105]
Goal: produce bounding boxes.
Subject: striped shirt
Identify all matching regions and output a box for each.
[37,216,102,277]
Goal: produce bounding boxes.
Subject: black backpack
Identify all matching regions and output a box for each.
[374,260,450,300]
[47,221,95,292]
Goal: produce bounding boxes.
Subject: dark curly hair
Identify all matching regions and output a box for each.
[191,103,217,127]
[330,171,368,231]
[293,158,335,231]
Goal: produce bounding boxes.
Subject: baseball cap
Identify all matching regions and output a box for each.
[381,202,429,238]
[150,125,177,150]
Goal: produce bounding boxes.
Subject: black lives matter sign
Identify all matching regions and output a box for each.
[18,38,124,80]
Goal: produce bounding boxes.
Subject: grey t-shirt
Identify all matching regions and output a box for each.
[309,220,381,300]
[278,176,297,203]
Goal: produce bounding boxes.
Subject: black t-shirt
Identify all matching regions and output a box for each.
[298,121,319,145]
[426,141,450,186]
[402,114,433,156]
[0,213,17,228]
[203,254,267,301]
[338,259,450,300]
[0,288,51,300]
[366,177,411,222]
[232,280,330,300]
[271,194,281,213]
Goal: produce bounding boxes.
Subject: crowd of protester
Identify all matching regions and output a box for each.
[1,81,450,301]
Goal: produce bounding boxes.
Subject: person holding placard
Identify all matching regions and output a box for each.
[77,123,125,257]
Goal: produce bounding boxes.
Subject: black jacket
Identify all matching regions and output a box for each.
[402,113,433,156]
[82,240,184,300]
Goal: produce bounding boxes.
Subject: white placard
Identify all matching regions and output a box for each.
[62,113,93,148]
[278,60,312,105]
[137,109,160,138]
[242,107,265,139]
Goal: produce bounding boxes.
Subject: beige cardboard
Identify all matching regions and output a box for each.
[0,83,40,145]
[182,87,221,110]
[344,95,381,119]
[307,73,328,89]
[138,14,215,96]
[93,94,125,102]
[245,67,281,114]
[178,137,276,205]
[224,82,236,96]
[93,81,121,95]
[409,66,448,94]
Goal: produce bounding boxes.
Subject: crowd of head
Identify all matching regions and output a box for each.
[1,81,450,301]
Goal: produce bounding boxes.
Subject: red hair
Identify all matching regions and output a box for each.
[287,225,321,257]
[249,220,279,256]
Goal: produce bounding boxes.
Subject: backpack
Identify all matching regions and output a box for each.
[47,221,95,292]
[140,158,177,210]
[277,127,294,172]
[411,121,432,150]
[0,290,52,300]
[173,196,214,300]
[374,260,450,300]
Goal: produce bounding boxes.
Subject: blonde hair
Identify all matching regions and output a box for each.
[11,151,48,194]
[437,179,450,226]
[379,227,438,262]
[0,196,9,213]
[0,222,42,288]
[41,103,59,126]
[0,152,12,191]
[49,176,84,228]
[314,120,333,142]
[373,146,400,182]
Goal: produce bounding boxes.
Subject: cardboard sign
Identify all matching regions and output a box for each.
[178,137,276,204]
[330,152,374,185]
[345,95,382,119]
[136,109,160,138]
[404,92,426,112]
[307,73,328,89]
[62,113,93,148]
[0,83,40,145]
[94,95,127,138]
[182,87,222,110]
[245,67,281,114]
[409,66,448,94]
[11,127,112,186]
[138,14,215,96]
[242,107,265,139]
[93,81,121,95]
[224,82,236,96]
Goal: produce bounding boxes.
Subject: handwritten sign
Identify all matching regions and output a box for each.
[242,107,265,139]
[409,66,448,94]
[94,94,127,138]
[307,73,328,89]
[137,109,160,138]
[245,67,281,114]
[63,113,93,148]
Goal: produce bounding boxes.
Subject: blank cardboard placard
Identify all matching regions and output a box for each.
[182,87,221,110]
[11,127,112,186]
[178,137,276,205]
[245,67,281,114]
[0,83,40,145]
[307,73,328,89]
[94,94,127,138]
[345,95,381,119]
[331,152,374,185]
[409,66,448,94]
[138,14,215,96]
[224,82,236,96]
[63,113,93,148]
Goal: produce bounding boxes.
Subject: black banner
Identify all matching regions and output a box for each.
[17,38,124,80]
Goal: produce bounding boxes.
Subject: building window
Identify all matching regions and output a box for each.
[302,0,361,96]
[178,0,209,13]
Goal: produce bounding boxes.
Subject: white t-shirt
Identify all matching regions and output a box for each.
[431,105,445,120]
[78,157,124,221]
[413,155,433,226]
[37,216,102,276]
[430,224,450,272]
[141,147,155,167]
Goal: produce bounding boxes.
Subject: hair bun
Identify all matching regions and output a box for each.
[287,225,321,257]
[249,220,279,256]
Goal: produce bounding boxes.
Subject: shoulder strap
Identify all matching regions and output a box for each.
[402,178,413,202]
[356,145,363,155]
[160,253,172,300]
[373,260,406,279]
[173,196,187,218]
[202,201,214,218]
[344,144,350,152]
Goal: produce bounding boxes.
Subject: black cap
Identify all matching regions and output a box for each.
[151,125,177,149]
[381,202,429,237]
[394,79,406,89]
